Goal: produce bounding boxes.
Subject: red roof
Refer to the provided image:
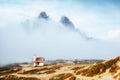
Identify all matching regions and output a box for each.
[34,57,45,63]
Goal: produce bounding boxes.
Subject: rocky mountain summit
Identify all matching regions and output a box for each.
[60,16,74,29]
[38,11,49,20]
[23,11,93,40]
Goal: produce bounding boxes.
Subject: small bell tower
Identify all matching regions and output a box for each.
[32,54,36,66]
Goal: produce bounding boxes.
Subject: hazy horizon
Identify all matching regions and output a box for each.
[0,0,120,65]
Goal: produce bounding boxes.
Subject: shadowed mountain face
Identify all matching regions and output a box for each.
[38,11,49,20]
[59,15,93,40]
[60,16,75,29]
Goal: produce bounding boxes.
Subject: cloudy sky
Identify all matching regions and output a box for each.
[0,0,120,64]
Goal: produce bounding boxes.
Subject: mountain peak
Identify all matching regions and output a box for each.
[38,11,49,20]
[60,16,74,29]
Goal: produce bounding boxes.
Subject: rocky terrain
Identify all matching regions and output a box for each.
[0,56,120,80]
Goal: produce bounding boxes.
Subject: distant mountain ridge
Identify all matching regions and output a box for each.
[23,11,93,40]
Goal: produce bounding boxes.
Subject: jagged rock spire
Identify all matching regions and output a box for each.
[38,11,49,19]
[60,16,74,29]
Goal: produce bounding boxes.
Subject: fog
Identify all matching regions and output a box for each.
[0,0,120,65]
[0,13,119,64]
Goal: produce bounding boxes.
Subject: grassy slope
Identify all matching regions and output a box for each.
[0,56,120,80]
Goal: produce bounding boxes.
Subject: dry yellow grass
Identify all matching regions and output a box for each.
[0,56,120,80]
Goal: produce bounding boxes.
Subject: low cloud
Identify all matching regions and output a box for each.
[0,0,120,64]
[0,12,120,64]
[100,30,120,42]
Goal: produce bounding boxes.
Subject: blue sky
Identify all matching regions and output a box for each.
[0,0,120,64]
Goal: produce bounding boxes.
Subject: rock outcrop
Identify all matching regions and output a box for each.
[38,11,49,20]
[60,16,74,29]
